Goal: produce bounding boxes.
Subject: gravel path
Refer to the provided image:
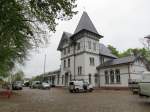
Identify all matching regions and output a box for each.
[0,87,150,112]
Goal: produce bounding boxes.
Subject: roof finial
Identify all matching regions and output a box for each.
[82,0,86,12]
[83,6,86,12]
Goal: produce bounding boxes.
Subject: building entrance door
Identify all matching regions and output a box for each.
[52,76,55,86]
[65,73,69,86]
[95,74,99,87]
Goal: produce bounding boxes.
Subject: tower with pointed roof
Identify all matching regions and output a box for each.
[57,11,105,86]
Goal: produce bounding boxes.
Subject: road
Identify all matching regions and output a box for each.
[0,87,150,112]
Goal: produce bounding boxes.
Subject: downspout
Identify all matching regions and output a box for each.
[73,42,76,80]
[128,63,131,80]
[98,69,101,88]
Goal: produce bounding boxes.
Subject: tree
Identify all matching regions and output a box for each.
[108,45,120,57]
[120,48,148,58]
[32,75,43,81]
[0,0,77,75]
[12,70,25,81]
[108,45,149,60]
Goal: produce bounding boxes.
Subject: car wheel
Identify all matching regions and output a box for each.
[69,90,73,93]
[89,88,93,92]
[76,88,79,93]
[138,87,143,97]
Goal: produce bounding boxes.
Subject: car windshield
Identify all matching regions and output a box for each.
[15,81,22,84]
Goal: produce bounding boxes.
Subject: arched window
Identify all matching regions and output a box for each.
[110,70,114,84]
[116,69,121,84]
[105,70,109,84]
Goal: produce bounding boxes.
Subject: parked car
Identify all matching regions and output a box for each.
[24,81,30,87]
[128,79,141,94]
[69,80,93,93]
[30,81,41,89]
[12,81,23,90]
[39,82,51,89]
[138,72,150,97]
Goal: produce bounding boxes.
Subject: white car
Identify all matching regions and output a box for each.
[39,82,51,89]
[69,80,94,93]
[139,72,150,97]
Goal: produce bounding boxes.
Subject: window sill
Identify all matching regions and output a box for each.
[116,82,121,84]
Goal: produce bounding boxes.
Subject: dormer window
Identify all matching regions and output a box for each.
[77,42,80,50]
[64,48,66,55]
[68,47,70,53]
[68,58,70,67]
[93,42,96,51]
[88,41,91,49]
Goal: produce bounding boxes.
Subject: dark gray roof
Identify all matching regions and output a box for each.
[57,32,72,50]
[144,35,150,39]
[47,69,60,75]
[64,32,72,37]
[99,43,118,58]
[97,56,137,69]
[74,11,99,35]
[43,69,60,76]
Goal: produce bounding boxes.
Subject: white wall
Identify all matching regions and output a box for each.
[60,35,101,85]
[130,59,148,80]
[99,65,130,87]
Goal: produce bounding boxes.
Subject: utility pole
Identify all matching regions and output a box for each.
[43,54,46,81]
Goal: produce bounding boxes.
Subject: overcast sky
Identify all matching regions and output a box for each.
[22,0,150,78]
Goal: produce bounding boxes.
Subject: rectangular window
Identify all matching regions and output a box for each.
[62,76,64,84]
[64,48,66,55]
[68,47,70,53]
[105,71,109,84]
[78,66,82,75]
[88,41,91,49]
[116,69,121,84]
[110,70,114,84]
[90,57,95,66]
[89,74,91,84]
[57,75,59,85]
[95,74,98,84]
[64,60,66,68]
[93,43,96,51]
[77,42,80,50]
[68,58,70,67]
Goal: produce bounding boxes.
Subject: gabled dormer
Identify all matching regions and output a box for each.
[57,32,72,51]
